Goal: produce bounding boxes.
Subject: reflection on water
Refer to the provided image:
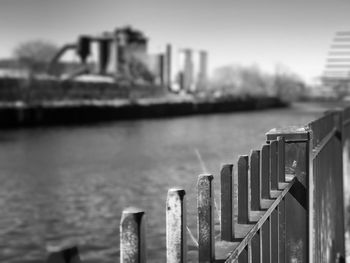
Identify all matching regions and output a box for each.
[0,103,326,262]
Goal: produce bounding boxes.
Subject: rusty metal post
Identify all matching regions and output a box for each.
[166,188,187,263]
[197,174,215,262]
[251,230,261,262]
[220,164,234,241]
[343,107,350,243]
[277,136,286,184]
[238,245,249,263]
[270,140,278,191]
[120,207,146,263]
[278,198,286,263]
[261,144,271,200]
[250,150,261,211]
[270,207,279,263]
[238,155,249,224]
[261,218,271,263]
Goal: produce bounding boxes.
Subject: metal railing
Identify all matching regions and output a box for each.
[47,107,349,263]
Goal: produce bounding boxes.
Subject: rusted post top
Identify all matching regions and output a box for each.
[266,126,310,142]
[121,207,145,221]
[167,188,186,200]
[197,174,214,188]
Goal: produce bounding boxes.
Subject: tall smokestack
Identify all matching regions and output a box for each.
[159,54,165,86]
[97,38,110,74]
[76,35,91,64]
[198,50,208,90]
[183,49,193,92]
[165,44,172,91]
[113,30,119,77]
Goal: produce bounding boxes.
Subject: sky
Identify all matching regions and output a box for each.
[1,0,350,84]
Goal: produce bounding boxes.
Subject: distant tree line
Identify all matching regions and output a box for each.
[209,64,306,101]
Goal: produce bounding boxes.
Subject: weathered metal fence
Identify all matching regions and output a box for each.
[343,107,350,252]
[47,107,348,263]
[308,110,345,263]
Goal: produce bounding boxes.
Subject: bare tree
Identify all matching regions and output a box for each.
[13,39,59,74]
[211,65,273,96]
[274,64,305,101]
[210,64,305,101]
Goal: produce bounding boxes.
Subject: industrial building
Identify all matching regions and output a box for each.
[49,26,208,93]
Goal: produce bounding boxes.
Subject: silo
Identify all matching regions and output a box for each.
[198,50,208,90]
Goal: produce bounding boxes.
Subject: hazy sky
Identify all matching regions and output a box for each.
[1,0,350,83]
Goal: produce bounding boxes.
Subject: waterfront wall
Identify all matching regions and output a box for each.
[0,76,288,127]
[0,77,166,102]
[0,96,286,127]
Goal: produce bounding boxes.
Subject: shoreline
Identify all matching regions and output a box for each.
[0,96,287,128]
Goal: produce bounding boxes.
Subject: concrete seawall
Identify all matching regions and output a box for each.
[0,77,166,101]
[0,77,288,127]
[0,96,287,127]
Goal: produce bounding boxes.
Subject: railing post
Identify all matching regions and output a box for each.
[251,230,261,262]
[166,188,187,263]
[238,155,249,224]
[250,150,261,211]
[343,107,350,249]
[261,144,271,201]
[270,140,278,191]
[220,164,234,241]
[277,136,286,184]
[197,174,215,262]
[120,207,146,263]
[261,218,270,263]
[278,198,286,263]
[271,207,279,263]
[238,245,249,263]
[266,127,310,263]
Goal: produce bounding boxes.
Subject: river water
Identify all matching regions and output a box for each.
[0,102,336,262]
